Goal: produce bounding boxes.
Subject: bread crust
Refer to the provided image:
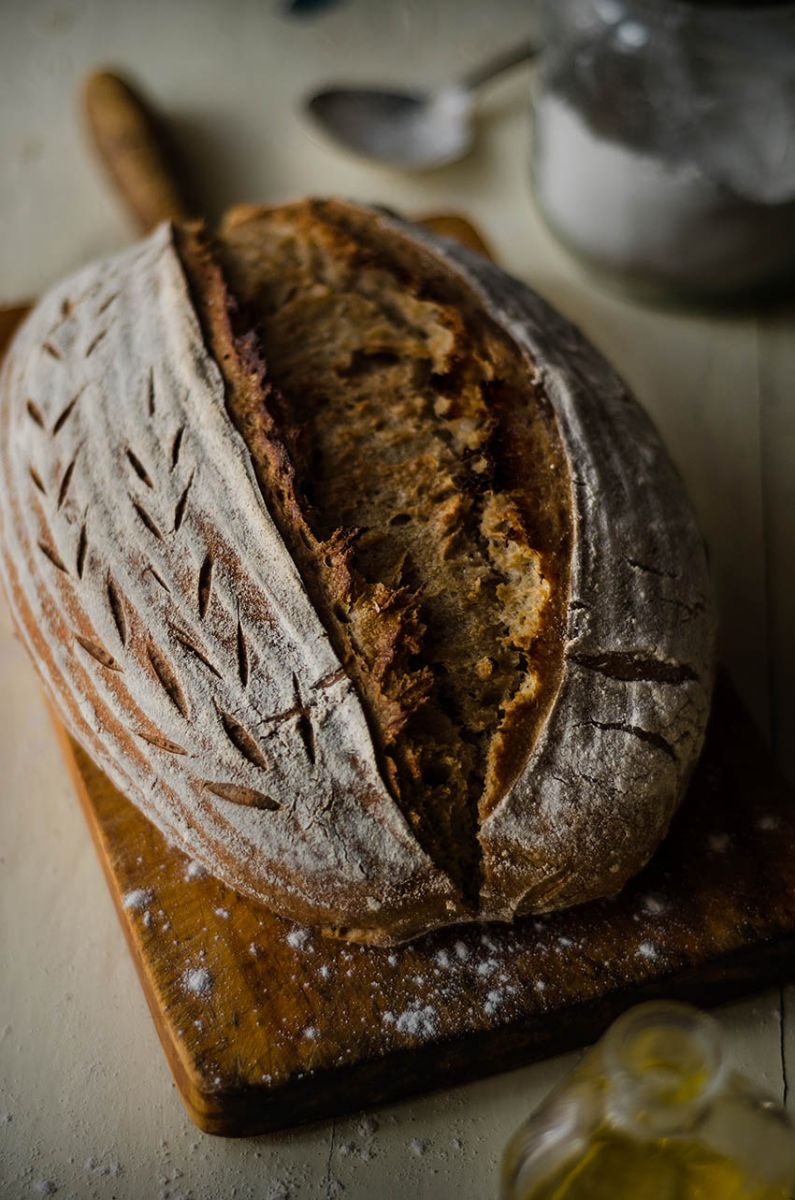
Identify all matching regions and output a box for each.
[0,201,714,943]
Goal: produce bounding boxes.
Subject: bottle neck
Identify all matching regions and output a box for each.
[601,1003,728,1139]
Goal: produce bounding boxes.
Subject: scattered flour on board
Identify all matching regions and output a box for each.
[182,968,214,997]
[637,942,658,960]
[410,1138,428,1156]
[303,1026,320,1040]
[122,888,154,910]
[383,1005,439,1037]
[184,860,207,881]
[286,928,311,950]
[484,989,505,1016]
[32,1184,57,1196]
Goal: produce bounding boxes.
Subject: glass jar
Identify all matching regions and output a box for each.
[501,1002,795,1199]
[531,0,795,302]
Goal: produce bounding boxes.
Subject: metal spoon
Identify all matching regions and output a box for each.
[304,38,538,169]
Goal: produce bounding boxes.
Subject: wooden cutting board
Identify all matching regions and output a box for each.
[4,201,795,1138]
[49,677,795,1136]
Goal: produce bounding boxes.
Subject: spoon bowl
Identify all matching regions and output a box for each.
[306,86,473,170]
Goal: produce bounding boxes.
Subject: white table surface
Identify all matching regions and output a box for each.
[1,2,794,1197]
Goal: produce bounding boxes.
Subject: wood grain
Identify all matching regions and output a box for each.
[48,676,795,1136]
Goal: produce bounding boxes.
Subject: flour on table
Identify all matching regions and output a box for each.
[85,1157,122,1177]
[122,888,154,911]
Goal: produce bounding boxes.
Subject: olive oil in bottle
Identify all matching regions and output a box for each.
[502,1003,795,1200]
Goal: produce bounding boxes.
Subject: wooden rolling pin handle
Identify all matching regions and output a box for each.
[83,70,193,234]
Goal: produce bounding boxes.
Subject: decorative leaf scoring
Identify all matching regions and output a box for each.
[57,451,79,510]
[74,633,122,672]
[29,466,46,495]
[203,781,281,811]
[60,297,74,319]
[173,471,194,532]
[236,616,249,687]
[292,672,316,765]
[96,291,119,316]
[37,539,68,574]
[313,667,346,691]
[106,575,128,646]
[84,328,108,358]
[26,399,45,428]
[146,639,189,718]
[131,499,163,540]
[170,625,221,678]
[170,426,184,471]
[126,449,154,489]
[198,553,213,619]
[217,708,270,771]
[42,341,62,360]
[76,522,88,579]
[51,392,81,436]
[135,729,187,756]
[144,564,171,593]
[146,367,155,418]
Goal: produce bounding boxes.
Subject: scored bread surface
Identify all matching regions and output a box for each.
[0,199,715,944]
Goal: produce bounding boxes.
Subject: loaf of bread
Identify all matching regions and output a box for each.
[0,199,714,944]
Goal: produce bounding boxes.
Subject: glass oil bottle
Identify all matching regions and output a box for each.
[502,1002,795,1199]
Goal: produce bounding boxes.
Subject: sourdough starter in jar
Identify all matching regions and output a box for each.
[531,0,795,301]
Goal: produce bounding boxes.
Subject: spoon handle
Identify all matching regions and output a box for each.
[459,38,539,93]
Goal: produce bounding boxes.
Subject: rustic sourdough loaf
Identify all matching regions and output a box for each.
[0,199,714,943]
